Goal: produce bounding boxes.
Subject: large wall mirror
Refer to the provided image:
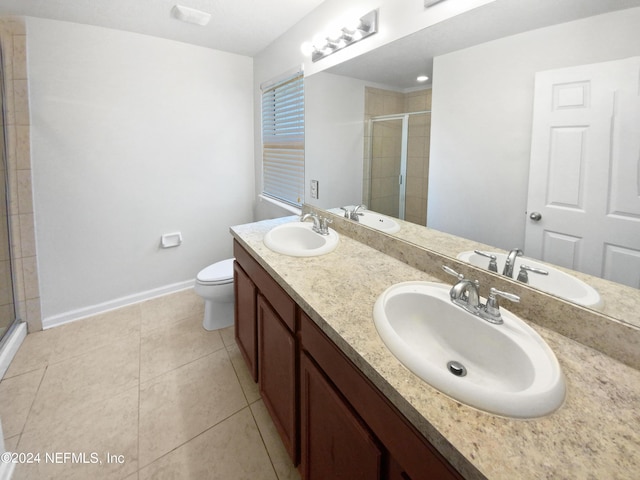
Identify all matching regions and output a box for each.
[304,0,640,328]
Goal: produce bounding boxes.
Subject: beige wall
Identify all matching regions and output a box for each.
[0,17,41,332]
[364,87,431,225]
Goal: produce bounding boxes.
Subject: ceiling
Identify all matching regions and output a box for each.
[327,0,640,90]
[0,0,326,56]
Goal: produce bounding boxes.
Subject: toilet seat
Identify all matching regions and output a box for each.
[197,258,234,286]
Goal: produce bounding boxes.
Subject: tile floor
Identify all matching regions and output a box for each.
[0,288,301,480]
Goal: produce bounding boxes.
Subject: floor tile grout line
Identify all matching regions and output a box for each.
[42,316,144,370]
[247,401,282,480]
[14,363,48,450]
[3,290,244,477]
[136,403,251,472]
[138,339,228,387]
[139,311,206,337]
[2,363,46,381]
[224,344,255,406]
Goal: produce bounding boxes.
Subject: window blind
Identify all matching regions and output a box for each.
[261,73,304,207]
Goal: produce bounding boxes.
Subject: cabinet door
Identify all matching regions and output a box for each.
[300,312,463,480]
[258,294,298,463]
[301,352,382,480]
[234,261,258,381]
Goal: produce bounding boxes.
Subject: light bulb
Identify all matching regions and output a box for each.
[300,42,315,56]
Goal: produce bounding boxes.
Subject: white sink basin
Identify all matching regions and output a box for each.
[457,251,602,308]
[264,222,339,257]
[357,211,401,233]
[328,207,401,233]
[373,281,566,418]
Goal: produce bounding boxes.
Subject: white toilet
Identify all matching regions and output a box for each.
[194,258,235,331]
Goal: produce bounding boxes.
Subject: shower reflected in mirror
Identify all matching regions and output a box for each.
[0,44,19,348]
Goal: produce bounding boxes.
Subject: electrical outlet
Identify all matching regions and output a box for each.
[310,180,319,199]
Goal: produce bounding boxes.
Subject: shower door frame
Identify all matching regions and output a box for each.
[0,42,20,348]
[368,110,430,220]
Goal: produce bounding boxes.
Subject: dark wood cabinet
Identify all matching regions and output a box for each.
[299,311,463,480]
[301,351,383,480]
[234,239,298,463]
[233,240,463,480]
[234,260,257,381]
[258,293,298,463]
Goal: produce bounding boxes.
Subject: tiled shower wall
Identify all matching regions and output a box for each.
[0,17,41,332]
[363,87,432,226]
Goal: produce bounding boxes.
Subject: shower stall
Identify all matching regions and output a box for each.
[366,110,431,226]
[0,44,22,375]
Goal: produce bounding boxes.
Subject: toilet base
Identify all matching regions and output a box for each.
[202,299,234,331]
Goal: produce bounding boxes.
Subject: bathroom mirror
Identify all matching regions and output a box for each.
[304,0,640,328]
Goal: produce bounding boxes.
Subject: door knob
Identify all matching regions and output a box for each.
[529,212,542,221]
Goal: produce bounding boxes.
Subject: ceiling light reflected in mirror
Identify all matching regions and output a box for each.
[301,9,379,63]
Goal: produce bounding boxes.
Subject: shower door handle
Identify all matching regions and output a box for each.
[399,175,403,185]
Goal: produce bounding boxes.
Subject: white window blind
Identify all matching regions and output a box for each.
[261,73,304,207]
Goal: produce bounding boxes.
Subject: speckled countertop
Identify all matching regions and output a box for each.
[230,217,640,480]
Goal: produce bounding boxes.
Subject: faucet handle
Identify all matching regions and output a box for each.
[482,288,520,324]
[517,265,549,283]
[490,288,520,303]
[442,265,464,281]
[318,216,333,234]
[474,250,498,272]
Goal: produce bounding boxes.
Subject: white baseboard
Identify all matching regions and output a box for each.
[0,322,27,380]
[42,280,195,330]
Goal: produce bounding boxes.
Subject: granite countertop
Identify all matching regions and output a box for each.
[230,217,640,480]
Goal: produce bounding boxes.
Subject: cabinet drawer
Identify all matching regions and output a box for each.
[300,312,463,480]
[234,240,296,332]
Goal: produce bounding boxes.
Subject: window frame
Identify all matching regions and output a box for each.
[261,71,305,208]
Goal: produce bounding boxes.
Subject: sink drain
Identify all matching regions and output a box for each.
[447,361,467,377]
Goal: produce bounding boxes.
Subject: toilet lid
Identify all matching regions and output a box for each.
[197,258,234,284]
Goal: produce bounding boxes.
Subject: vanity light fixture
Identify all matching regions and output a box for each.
[171,5,211,26]
[301,9,379,63]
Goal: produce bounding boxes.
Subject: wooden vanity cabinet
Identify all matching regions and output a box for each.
[257,292,298,463]
[300,311,463,480]
[233,259,257,381]
[234,240,299,464]
[233,240,462,480]
[301,351,384,479]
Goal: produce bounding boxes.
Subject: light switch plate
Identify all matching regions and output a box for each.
[310,180,319,199]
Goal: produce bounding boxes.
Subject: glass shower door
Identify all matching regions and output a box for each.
[368,111,431,225]
[0,46,19,345]
[369,117,406,219]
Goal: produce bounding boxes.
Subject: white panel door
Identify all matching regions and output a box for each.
[525,57,640,288]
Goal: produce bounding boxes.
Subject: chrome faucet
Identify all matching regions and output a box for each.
[340,204,367,221]
[502,248,523,278]
[442,266,481,313]
[442,265,520,324]
[300,213,333,235]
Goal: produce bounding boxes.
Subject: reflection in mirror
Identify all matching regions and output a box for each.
[304,0,640,328]
[364,88,431,225]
